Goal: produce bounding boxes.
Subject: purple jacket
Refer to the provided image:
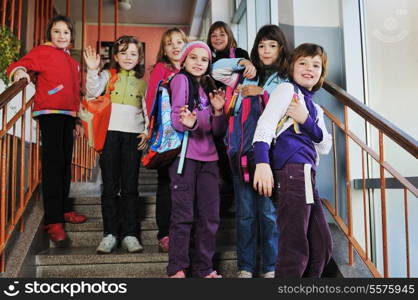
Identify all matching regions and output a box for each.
[170,73,226,162]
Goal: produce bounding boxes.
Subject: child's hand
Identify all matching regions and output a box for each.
[179,105,197,128]
[241,85,263,97]
[83,46,101,70]
[209,89,226,116]
[239,59,257,79]
[137,133,148,150]
[73,123,84,137]
[286,96,309,124]
[13,69,31,83]
[253,163,274,197]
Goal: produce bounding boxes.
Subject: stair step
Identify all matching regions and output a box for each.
[73,203,156,218]
[37,245,236,265]
[73,196,156,205]
[65,217,235,232]
[37,260,237,278]
[50,228,236,248]
[36,246,237,278]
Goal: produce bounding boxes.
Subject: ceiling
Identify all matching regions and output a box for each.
[54,0,196,26]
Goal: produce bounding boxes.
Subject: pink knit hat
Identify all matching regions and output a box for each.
[179,41,212,65]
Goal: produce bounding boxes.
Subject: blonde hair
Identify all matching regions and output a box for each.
[156,28,188,70]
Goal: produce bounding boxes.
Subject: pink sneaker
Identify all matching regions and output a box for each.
[158,236,169,253]
[204,271,222,278]
[169,270,185,278]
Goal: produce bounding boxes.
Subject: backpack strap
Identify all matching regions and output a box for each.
[231,75,246,116]
[176,131,189,174]
[275,83,301,135]
[229,48,236,58]
[105,68,118,95]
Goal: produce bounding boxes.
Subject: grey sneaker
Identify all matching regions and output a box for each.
[263,271,275,278]
[121,236,143,253]
[96,234,117,254]
[237,270,253,278]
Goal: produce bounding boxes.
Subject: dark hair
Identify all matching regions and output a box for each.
[110,35,145,79]
[289,43,328,92]
[156,27,188,70]
[207,21,237,52]
[250,24,290,79]
[46,15,75,45]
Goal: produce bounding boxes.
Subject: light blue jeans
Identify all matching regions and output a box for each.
[233,176,279,274]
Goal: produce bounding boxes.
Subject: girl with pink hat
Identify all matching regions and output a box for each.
[167,41,226,278]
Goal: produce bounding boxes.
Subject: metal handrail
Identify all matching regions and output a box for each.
[321,80,417,278]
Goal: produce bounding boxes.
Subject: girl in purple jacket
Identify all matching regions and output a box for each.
[253,43,333,278]
[167,41,226,278]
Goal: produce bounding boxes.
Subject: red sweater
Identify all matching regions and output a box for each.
[7,44,81,113]
[144,62,178,118]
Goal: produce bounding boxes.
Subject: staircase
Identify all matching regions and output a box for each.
[34,168,238,278]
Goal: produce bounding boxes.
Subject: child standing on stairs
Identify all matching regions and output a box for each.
[7,15,87,246]
[84,36,149,254]
[167,41,226,278]
[206,21,250,217]
[211,25,290,278]
[144,28,188,253]
[252,43,333,277]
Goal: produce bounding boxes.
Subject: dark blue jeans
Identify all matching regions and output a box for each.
[99,130,142,238]
[273,163,332,278]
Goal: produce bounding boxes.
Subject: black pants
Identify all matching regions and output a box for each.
[156,166,171,239]
[39,114,75,225]
[99,131,142,238]
[214,135,234,209]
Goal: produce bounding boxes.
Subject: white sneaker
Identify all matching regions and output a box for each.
[263,271,275,278]
[237,270,253,278]
[96,234,117,254]
[121,236,143,253]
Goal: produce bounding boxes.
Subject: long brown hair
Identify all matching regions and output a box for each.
[110,35,145,79]
[250,25,290,79]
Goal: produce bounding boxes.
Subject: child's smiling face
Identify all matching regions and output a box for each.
[210,27,228,52]
[50,21,71,49]
[292,55,322,91]
[183,48,210,78]
[257,39,280,66]
[164,32,186,64]
[114,43,140,71]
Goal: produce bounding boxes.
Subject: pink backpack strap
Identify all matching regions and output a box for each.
[229,48,236,58]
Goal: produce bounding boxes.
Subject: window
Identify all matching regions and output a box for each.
[237,13,247,50]
[255,0,270,30]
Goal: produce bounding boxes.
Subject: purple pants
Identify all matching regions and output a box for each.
[273,163,332,278]
[167,157,220,277]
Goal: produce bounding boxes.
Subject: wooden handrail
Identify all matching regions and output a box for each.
[323,80,418,159]
[0,72,35,109]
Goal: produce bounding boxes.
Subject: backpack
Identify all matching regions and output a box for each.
[226,75,269,184]
[227,79,300,184]
[141,78,189,173]
[79,68,118,152]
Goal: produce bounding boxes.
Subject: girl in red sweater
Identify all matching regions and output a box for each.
[7,15,86,246]
[144,28,188,253]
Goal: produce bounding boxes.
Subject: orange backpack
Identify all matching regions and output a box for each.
[79,69,118,152]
